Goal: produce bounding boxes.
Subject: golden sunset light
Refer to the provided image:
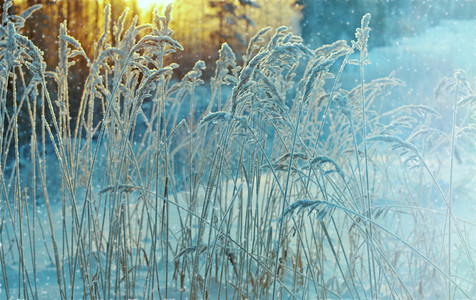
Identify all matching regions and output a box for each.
[134,0,174,11]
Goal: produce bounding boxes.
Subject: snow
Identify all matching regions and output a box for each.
[353,19,476,98]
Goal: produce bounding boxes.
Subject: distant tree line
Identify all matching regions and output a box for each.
[6,0,299,78]
[5,0,476,79]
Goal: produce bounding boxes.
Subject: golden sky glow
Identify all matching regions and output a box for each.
[134,0,174,11]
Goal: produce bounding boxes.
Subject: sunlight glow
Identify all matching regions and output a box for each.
[135,0,174,11]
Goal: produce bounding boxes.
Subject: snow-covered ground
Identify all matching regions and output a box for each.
[347,19,476,94]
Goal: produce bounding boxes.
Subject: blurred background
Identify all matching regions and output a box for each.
[4,0,476,132]
[5,0,476,77]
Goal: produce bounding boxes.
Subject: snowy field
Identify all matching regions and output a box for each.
[344,19,476,98]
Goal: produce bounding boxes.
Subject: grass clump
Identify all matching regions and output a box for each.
[1,1,476,299]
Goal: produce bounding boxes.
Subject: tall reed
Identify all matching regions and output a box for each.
[1,1,475,299]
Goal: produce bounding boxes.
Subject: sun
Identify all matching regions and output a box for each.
[135,0,174,11]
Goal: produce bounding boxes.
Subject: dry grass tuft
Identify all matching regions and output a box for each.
[1,1,476,299]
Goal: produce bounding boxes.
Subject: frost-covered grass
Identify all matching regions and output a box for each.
[1,1,476,299]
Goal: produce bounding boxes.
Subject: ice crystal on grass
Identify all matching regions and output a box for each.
[199,111,232,126]
[351,12,371,64]
[367,134,424,168]
[308,155,345,179]
[367,134,418,153]
[2,4,476,299]
[281,199,336,222]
